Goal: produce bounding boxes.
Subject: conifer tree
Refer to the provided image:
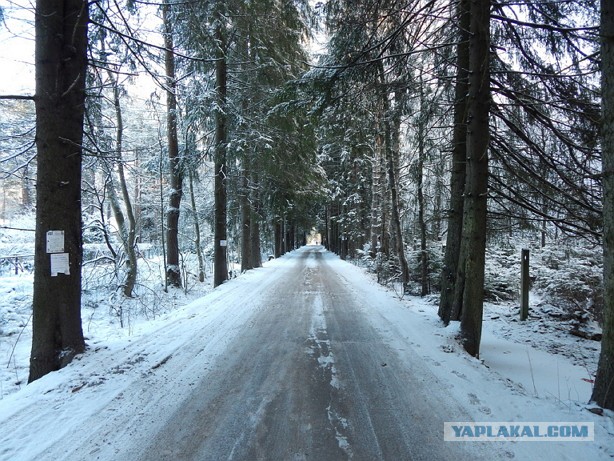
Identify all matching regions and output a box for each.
[29,0,89,382]
[592,0,614,411]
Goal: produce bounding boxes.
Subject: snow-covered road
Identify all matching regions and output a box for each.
[132,246,484,460]
[0,246,610,460]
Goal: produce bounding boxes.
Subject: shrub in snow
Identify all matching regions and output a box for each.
[349,238,603,324]
[405,242,445,294]
[480,243,603,324]
[484,247,520,302]
[375,253,402,286]
[352,245,375,271]
[531,245,603,323]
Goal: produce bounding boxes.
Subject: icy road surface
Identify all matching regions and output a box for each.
[135,246,483,460]
[3,246,600,460]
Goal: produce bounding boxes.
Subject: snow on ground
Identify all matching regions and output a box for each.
[0,246,612,460]
[329,254,614,460]
[0,260,208,400]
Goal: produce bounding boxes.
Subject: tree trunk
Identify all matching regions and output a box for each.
[158,131,168,292]
[292,224,297,251]
[274,219,283,258]
[163,1,183,288]
[322,208,329,250]
[213,6,229,287]
[249,171,262,268]
[285,221,292,253]
[108,70,137,297]
[29,0,88,382]
[439,0,470,324]
[103,166,129,285]
[370,131,384,258]
[188,170,205,282]
[240,171,253,272]
[134,149,142,242]
[117,159,137,297]
[21,164,32,209]
[328,204,340,255]
[386,143,410,290]
[380,78,410,290]
[459,0,491,358]
[250,217,262,267]
[417,105,429,297]
[432,151,444,241]
[592,0,614,411]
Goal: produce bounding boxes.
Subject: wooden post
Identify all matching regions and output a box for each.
[520,248,530,320]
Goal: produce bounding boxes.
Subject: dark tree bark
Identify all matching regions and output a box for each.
[432,151,444,241]
[274,219,283,258]
[102,165,131,292]
[188,170,205,282]
[327,203,341,255]
[240,171,253,272]
[385,130,410,290]
[213,9,229,287]
[29,0,88,382]
[592,0,614,411]
[250,216,262,267]
[370,131,385,258]
[459,0,491,358]
[134,149,142,242]
[379,77,410,290]
[439,0,470,324]
[21,164,32,210]
[417,101,429,297]
[249,170,262,268]
[163,1,183,288]
[106,68,137,297]
[285,222,292,253]
[237,30,258,273]
[240,172,263,269]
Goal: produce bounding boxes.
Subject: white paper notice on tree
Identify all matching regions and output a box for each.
[50,253,70,276]
[46,230,65,253]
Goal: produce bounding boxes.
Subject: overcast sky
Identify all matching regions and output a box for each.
[0,0,35,95]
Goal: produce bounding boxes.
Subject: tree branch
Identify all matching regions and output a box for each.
[0,95,35,101]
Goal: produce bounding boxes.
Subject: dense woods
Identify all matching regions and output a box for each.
[0,0,612,409]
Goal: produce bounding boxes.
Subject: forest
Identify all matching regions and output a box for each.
[0,0,613,411]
